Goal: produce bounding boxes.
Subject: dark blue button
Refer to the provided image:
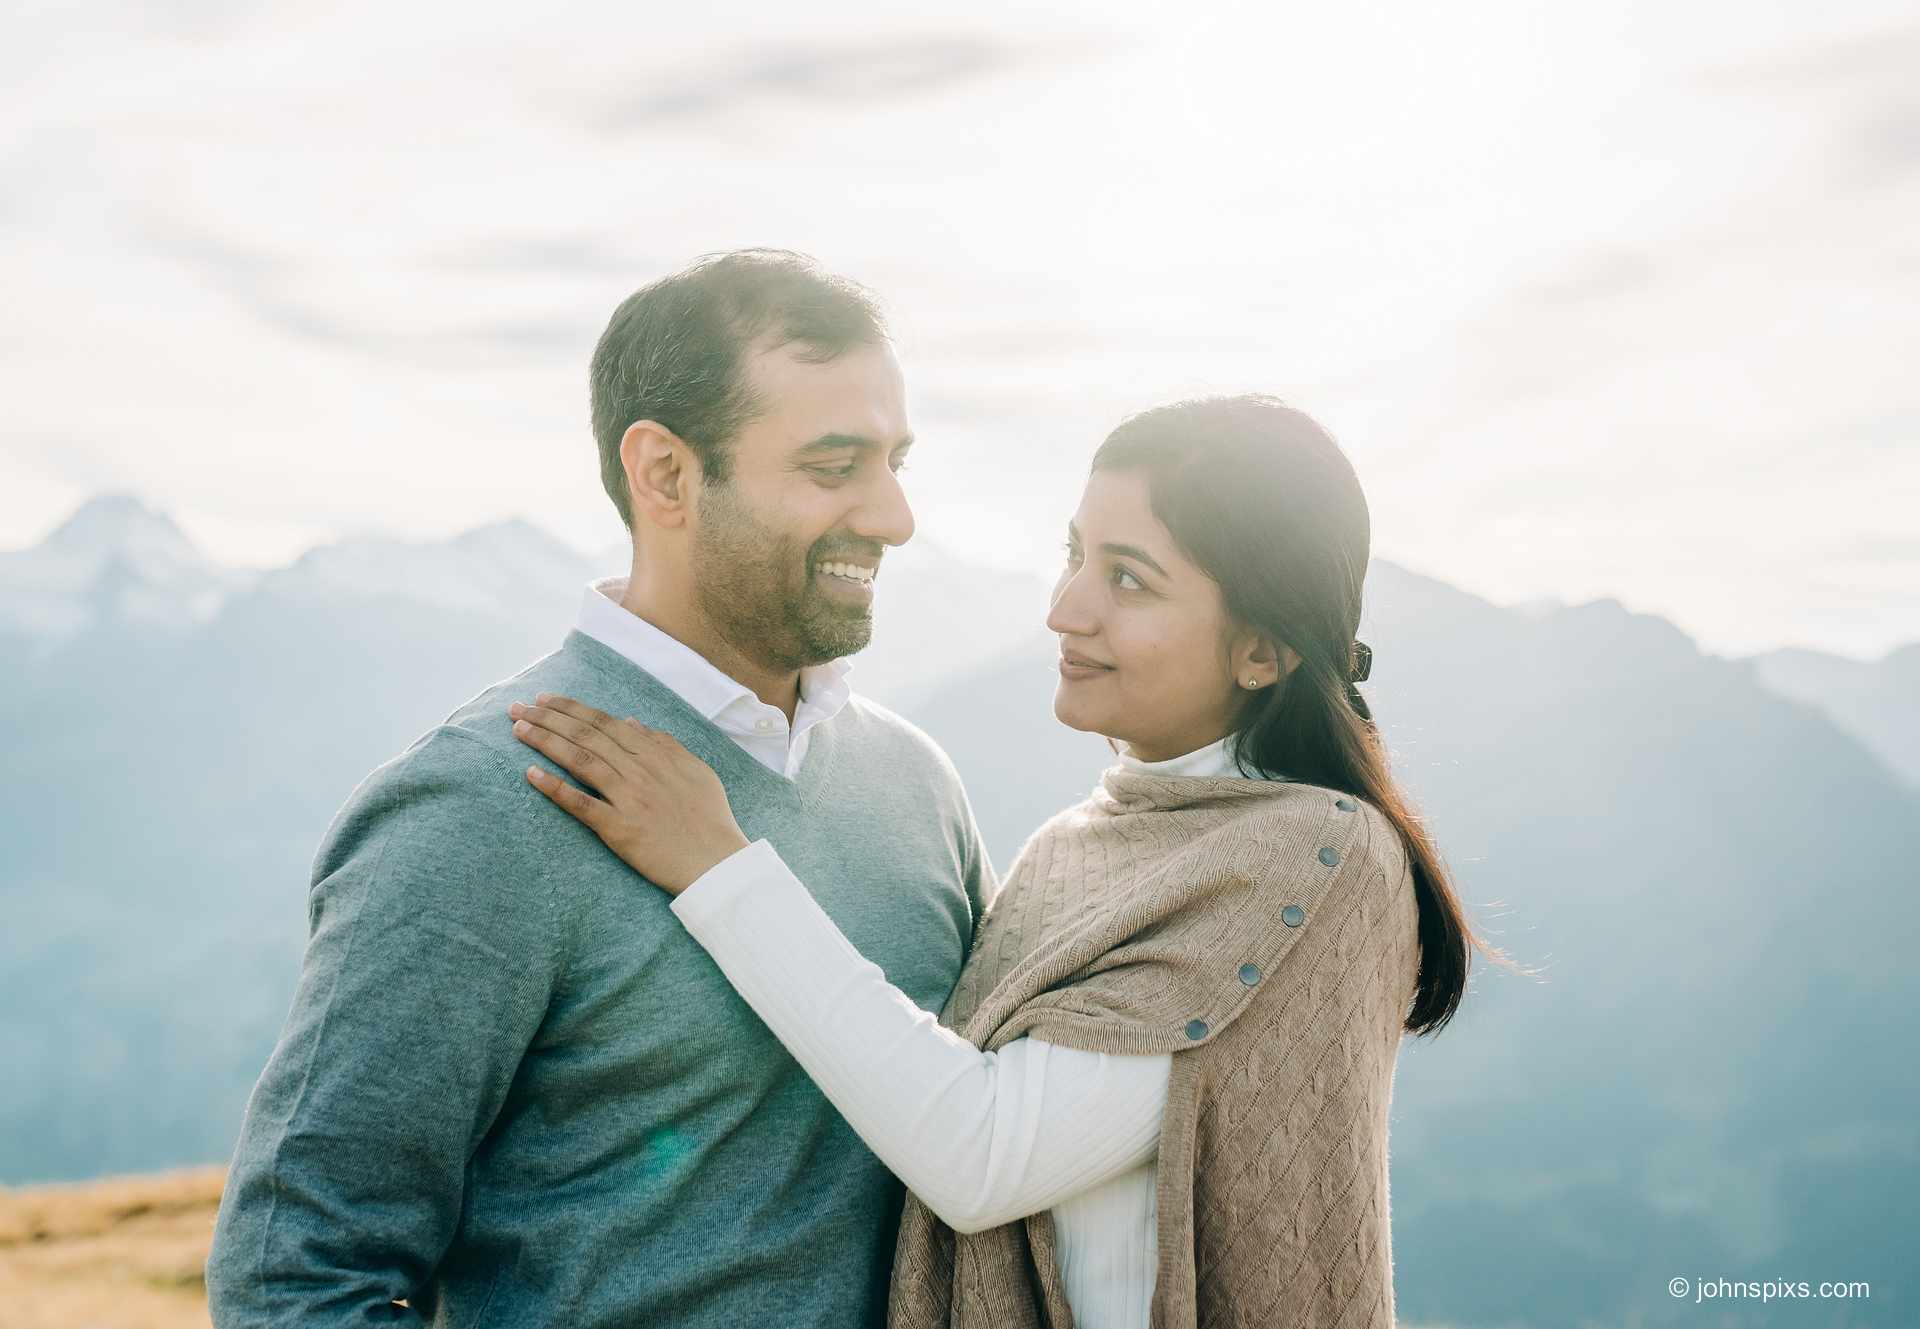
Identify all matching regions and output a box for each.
[1185,1019,1209,1040]
[1318,846,1340,866]
[1238,963,1262,986]
[1282,904,1306,927]
[1335,797,1356,811]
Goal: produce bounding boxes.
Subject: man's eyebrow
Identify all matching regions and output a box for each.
[794,432,915,456]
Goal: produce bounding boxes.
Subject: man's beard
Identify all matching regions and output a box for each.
[691,481,877,671]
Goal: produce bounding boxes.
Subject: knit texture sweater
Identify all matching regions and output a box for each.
[206,630,991,1329]
[887,767,1422,1329]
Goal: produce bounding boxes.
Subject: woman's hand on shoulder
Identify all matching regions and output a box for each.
[508,693,748,895]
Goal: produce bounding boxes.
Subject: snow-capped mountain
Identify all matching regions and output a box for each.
[0,494,252,644]
[257,517,607,618]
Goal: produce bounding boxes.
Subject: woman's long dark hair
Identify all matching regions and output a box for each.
[1093,394,1495,1037]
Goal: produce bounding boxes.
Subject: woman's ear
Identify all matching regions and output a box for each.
[1231,632,1300,691]
[620,420,695,530]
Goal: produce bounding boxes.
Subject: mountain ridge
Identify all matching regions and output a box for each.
[3,490,1914,1327]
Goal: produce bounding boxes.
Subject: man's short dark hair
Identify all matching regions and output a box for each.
[589,249,888,529]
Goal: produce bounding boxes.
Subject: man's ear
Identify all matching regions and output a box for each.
[620,420,695,530]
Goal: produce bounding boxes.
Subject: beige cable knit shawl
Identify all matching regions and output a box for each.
[887,767,1422,1329]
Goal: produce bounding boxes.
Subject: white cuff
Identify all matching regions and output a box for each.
[671,837,783,926]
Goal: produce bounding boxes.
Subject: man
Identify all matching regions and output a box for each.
[206,250,995,1327]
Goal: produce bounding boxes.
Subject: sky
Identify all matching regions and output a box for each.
[2,0,1915,659]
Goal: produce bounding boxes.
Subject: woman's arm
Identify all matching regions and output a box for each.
[673,839,1170,1235]
[502,695,1168,1231]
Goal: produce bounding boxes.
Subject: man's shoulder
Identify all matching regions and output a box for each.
[336,644,606,822]
[433,639,603,752]
[365,722,521,794]
[324,725,535,865]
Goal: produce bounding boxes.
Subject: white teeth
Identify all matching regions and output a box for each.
[820,562,875,583]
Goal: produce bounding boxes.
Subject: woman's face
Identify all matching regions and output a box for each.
[1047,467,1277,762]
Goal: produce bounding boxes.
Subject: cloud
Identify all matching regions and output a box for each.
[422,236,640,277]
[1707,22,1920,94]
[1704,21,1920,184]
[1858,102,1920,174]
[1515,249,1659,310]
[587,33,1023,130]
[1841,535,1920,564]
[135,218,370,348]
[134,218,588,365]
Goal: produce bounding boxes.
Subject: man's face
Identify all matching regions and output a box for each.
[689,339,915,671]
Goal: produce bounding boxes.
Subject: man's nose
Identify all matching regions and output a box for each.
[852,466,916,548]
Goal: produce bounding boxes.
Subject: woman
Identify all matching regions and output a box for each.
[510,394,1486,1328]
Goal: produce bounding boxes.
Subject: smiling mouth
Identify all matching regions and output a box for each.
[1059,651,1114,675]
[815,559,878,586]
[813,560,879,600]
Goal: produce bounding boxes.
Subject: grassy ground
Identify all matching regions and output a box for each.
[0,1167,1474,1326]
[0,1167,222,1328]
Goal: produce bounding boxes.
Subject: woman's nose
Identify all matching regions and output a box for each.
[1045,568,1098,636]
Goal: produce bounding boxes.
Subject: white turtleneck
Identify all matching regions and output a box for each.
[1117,731,1248,778]
[670,732,1258,1329]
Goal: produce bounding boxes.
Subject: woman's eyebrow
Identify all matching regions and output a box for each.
[1101,541,1170,578]
[1064,523,1170,578]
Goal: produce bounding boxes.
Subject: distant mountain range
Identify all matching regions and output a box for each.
[0,494,247,643]
[3,494,1914,1329]
[1750,644,1920,789]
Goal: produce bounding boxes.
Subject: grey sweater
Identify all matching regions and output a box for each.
[205,629,993,1328]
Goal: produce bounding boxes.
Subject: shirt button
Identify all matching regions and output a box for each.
[1282,904,1306,927]
[1318,846,1340,866]
[754,719,775,733]
[1238,963,1262,986]
[1335,797,1356,811]
[1185,1019,1209,1040]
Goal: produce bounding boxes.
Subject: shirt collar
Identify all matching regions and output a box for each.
[575,575,853,728]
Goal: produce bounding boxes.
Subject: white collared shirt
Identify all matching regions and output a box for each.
[574,574,853,779]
